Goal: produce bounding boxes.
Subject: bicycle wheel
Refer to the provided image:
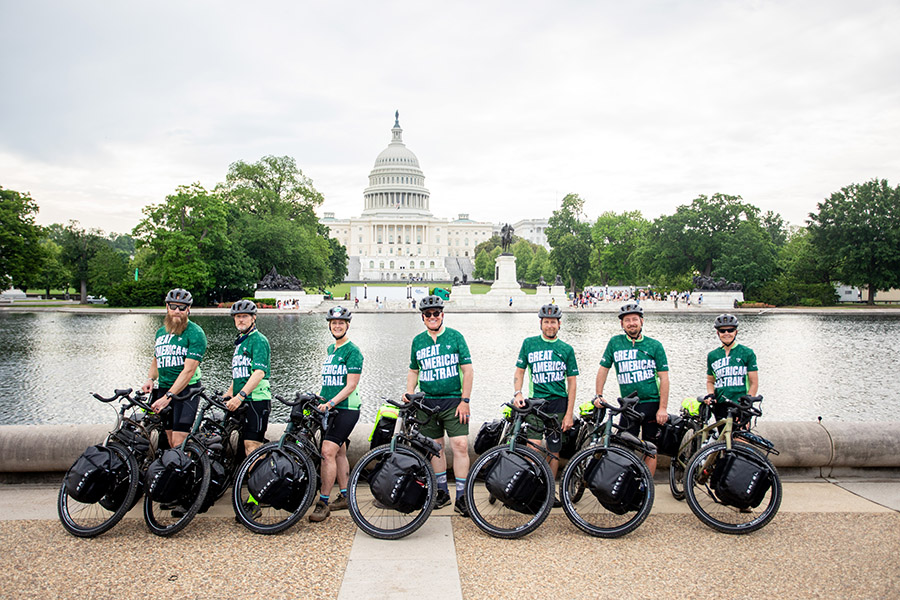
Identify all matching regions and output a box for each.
[560,445,654,538]
[669,426,701,501]
[347,444,436,540]
[58,442,140,538]
[232,442,317,535]
[684,442,782,534]
[465,445,555,539]
[143,442,211,537]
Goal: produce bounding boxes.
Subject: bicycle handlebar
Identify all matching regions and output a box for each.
[722,394,764,418]
[91,388,157,414]
[275,391,325,407]
[595,392,642,422]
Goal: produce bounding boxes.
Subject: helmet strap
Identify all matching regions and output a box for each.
[235,323,256,344]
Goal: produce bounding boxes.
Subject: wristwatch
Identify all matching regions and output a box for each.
[238,391,248,399]
[165,392,174,399]
[461,397,470,404]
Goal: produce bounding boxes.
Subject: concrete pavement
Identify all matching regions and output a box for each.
[1,479,898,599]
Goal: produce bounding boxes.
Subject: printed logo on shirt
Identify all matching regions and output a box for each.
[612,348,657,385]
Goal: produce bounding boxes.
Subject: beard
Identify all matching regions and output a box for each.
[165,313,188,335]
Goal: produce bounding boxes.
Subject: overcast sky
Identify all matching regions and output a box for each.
[2,0,899,235]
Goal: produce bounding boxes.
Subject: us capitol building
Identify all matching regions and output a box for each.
[321,113,548,282]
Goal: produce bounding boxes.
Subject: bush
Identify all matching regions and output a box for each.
[799,298,823,307]
[245,297,274,305]
[107,280,174,308]
[752,277,837,306]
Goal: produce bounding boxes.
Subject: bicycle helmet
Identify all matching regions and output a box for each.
[230,299,258,316]
[419,295,444,312]
[538,304,562,319]
[165,288,193,306]
[325,305,352,321]
[618,302,643,319]
[714,313,739,329]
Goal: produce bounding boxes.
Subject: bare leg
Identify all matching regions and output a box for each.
[320,440,340,498]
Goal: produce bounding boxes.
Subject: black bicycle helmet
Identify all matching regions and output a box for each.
[165,288,193,306]
[230,299,258,316]
[538,304,562,319]
[618,302,643,319]
[419,295,444,312]
[714,313,739,329]
[326,306,353,321]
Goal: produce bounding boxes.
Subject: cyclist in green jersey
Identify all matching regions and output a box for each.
[594,302,669,475]
[310,306,363,523]
[406,295,474,517]
[704,314,758,425]
[142,288,207,449]
[513,304,578,488]
[223,300,272,457]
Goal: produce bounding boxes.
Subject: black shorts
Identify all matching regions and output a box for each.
[153,383,202,433]
[241,400,271,442]
[324,409,360,446]
[620,401,661,442]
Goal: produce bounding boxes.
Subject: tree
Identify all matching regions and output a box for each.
[546,193,593,293]
[808,179,900,304]
[133,184,229,301]
[58,221,103,302]
[0,186,44,289]
[35,238,70,297]
[715,220,778,297]
[511,239,534,281]
[88,244,131,297]
[223,155,324,223]
[591,210,649,286]
[473,249,492,280]
[325,235,349,286]
[642,194,759,280]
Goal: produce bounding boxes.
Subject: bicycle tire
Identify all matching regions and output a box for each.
[684,442,782,534]
[464,445,555,539]
[560,445,655,538]
[57,442,140,538]
[143,442,211,537]
[668,425,701,501]
[232,442,317,535]
[347,444,436,540]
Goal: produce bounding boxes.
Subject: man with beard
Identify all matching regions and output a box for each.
[406,295,474,516]
[594,302,669,475]
[310,306,363,523]
[513,304,578,492]
[141,288,208,449]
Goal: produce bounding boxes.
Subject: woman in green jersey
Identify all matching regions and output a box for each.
[704,314,758,426]
[309,306,363,523]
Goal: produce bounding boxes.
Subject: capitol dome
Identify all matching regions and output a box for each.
[361,112,432,216]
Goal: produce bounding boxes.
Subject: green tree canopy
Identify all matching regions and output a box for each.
[0,186,45,289]
[546,193,592,293]
[58,221,104,302]
[808,178,900,304]
[714,220,778,297]
[591,210,649,286]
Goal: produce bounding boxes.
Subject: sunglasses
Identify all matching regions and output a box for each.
[167,304,189,312]
[422,310,443,318]
[717,328,736,334]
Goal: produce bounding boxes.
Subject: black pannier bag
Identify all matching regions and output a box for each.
[710,450,772,510]
[369,417,397,450]
[199,459,227,513]
[473,419,504,454]
[368,452,429,513]
[145,448,195,504]
[484,451,546,514]
[113,427,151,456]
[653,414,686,457]
[584,451,641,515]
[65,445,124,504]
[247,448,308,511]
[559,418,583,460]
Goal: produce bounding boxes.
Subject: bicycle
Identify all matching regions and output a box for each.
[142,387,241,536]
[231,392,323,534]
[683,395,782,534]
[668,396,713,501]
[463,397,557,539]
[346,392,442,540]
[58,387,168,537]
[559,393,656,538]
[192,389,248,513]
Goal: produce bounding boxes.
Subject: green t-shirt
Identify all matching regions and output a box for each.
[232,329,271,401]
[320,341,363,410]
[408,327,472,399]
[515,336,578,405]
[599,334,668,403]
[707,344,758,402]
[154,321,207,388]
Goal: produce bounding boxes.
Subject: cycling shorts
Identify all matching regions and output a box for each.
[154,383,202,433]
[241,400,271,442]
[620,401,661,442]
[324,408,360,446]
[524,410,564,453]
[418,400,468,439]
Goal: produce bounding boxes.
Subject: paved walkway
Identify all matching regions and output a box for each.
[1,480,898,599]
